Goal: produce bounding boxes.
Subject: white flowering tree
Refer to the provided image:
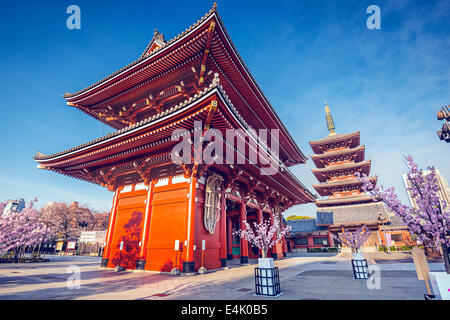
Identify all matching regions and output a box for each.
[234,214,291,258]
[0,199,49,260]
[333,225,371,253]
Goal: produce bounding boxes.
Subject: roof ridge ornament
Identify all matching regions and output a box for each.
[211,2,218,13]
[324,101,337,136]
[152,28,166,44]
[211,72,220,86]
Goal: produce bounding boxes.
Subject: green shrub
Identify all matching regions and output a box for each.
[378,246,387,252]
[389,246,397,251]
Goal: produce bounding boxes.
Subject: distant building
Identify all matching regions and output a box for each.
[79,231,107,244]
[286,209,412,252]
[286,218,331,252]
[402,169,450,208]
[2,198,25,216]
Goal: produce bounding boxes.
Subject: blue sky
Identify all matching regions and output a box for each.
[0,0,449,217]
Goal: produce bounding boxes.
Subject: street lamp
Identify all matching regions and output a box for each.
[437,105,450,143]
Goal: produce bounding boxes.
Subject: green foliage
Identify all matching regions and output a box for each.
[379,245,413,251]
[285,215,314,221]
[307,247,336,253]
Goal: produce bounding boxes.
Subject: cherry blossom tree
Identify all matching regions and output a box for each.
[91,211,110,231]
[39,202,76,240]
[234,214,291,258]
[333,225,371,253]
[360,155,450,274]
[0,199,49,260]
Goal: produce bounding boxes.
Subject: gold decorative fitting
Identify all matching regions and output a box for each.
[324,102,337,136]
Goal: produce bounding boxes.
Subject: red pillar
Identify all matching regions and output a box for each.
[282,237,287,257]
[101,186,121,268]
[257,208,263,257]
[240,201,249,264]
[328,228,333,247]
[183,176,197,273]
[137,180,155,270]
[227,215,233,260]
[270,211,278,259]
[308,236,314,246]
[219,188,227,267]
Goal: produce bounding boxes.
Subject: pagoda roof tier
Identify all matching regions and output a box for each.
[312,176,377,197]
[61,4,307,166]
[311,145,365,168]
[317,201,387,227]
[312,160,371,182]
[315,194,378,207]
[35,81,315,205]
[309,132,360,154]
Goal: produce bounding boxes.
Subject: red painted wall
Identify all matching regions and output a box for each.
[145,182,189,272]
[107,189,146,269]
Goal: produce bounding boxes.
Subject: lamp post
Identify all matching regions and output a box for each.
[437,105,450,143]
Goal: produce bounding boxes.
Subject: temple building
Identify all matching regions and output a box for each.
[309,103,412,251]
[285,215,332,253]
[1,198,25,216]
[33,4,315,273]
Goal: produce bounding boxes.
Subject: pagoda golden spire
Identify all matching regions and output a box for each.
[324,101,337,136]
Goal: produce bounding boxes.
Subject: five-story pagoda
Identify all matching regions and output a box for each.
[310,103,386,250]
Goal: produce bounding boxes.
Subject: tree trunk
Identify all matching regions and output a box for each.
[36,242,42,260]
[31,244,37,258]
[262,251,266,259]
[442,244,450,274]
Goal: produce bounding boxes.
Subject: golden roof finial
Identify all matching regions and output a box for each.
[325,101,337,136]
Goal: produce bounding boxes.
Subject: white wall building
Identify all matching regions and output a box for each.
[402,169,450,209]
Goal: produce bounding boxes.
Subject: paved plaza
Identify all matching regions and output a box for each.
[0,252,445,300]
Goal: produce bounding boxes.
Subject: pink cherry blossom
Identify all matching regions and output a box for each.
[332,225,371,252]
[359,155,450,274]
[233,214,291,258]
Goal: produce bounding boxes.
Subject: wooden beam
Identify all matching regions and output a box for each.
[198,21,216,87]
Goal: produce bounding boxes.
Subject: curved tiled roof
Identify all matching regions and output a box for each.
[286,219,327,233]
[310,131,360,145]
[311,145,365,160]
[64,3,219,99]
[35,80,222,161]
[312,160,371,174]
[60,3,308,165]
[313,176,377,189]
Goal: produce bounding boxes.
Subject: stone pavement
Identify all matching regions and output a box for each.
[0,253,445,300]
